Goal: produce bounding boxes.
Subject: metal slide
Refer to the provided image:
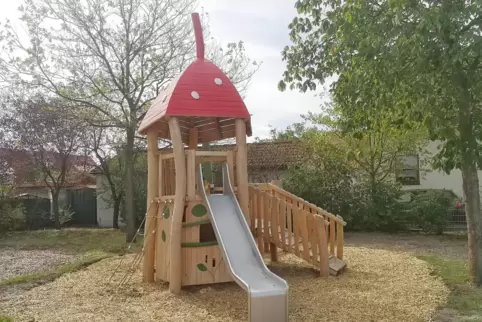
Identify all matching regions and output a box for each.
[197,163,289,322]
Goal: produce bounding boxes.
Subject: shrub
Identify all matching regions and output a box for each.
[42,205,75,226]
[0,200,26,232]
[282,155,407,232]
[348,180,407,232]
[407,190,454,234]
[0,186,26,232]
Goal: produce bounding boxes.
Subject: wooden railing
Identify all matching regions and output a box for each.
[248,183,346,275]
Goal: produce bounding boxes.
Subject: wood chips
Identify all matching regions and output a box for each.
[1,247,448,322]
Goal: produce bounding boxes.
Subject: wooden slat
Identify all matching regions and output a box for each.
[279,198,287,252]
[315,215,330,277]
[293,206,300,256]
[195,151,229,157]
[286,203,293,253]
[330,217,336,255]
[307,213,319,267]
[300,210,311,262]
[263,192,270,253]
[337,222,344,260]
[196,156,227,163]
[257,191,264,254]
[249,187,256,231]
[160,152,174,160]
[271,195,279,247]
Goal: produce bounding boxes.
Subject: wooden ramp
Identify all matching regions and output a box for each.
[280,229,347,276]
[256,226,347,276]
[248,184,347,278]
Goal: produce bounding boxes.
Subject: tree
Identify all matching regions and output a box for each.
[1,96,87,229]
[88,126,124,229]
[0,0,259,241]
[279,0,482,284]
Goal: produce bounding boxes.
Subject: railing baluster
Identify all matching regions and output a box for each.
[330,217,335,256]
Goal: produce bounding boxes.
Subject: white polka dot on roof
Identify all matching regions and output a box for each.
[191,91,200,99]
[214,78,223,85]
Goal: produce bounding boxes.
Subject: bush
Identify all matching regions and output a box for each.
[282,154,407,232]
[348,181,407,232]
[0,186,26,232]
[406,190,454,234]
[0,200,26,232]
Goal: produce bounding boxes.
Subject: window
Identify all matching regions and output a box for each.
[396,155,420,185]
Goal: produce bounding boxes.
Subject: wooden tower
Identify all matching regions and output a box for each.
[138,12,252,294]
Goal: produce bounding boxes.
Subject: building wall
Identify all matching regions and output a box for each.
[95,174,126,228]
[402,140,482,200]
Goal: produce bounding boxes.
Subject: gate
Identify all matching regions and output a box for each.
[67,188,97,226]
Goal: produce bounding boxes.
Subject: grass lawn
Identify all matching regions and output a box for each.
[0,228,143,254]
[419,255,482,321]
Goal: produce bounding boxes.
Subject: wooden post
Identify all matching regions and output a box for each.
[315,216,330,277]
[235,118,249,220]
[143,130,159,282]
[168,117,187,294]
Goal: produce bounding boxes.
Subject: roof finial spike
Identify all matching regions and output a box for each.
[191,13,205,59]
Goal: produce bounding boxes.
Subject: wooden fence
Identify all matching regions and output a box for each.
[248,184,346,276]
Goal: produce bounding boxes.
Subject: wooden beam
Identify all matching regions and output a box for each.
[168,117,187,294]
[215,117,223,140]
[195,151,229,157]
[143,130,159,283]
[235,118,249,221]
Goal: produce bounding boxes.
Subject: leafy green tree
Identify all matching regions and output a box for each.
[279,0,482,284]
[0,0,259,241]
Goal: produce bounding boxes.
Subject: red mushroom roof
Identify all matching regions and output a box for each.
[138,13,252,144]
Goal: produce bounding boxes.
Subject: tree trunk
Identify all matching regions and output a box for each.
[51,190,61,230]
[125,126,136,242]
[113,195,121,229]
[461,163,482,285]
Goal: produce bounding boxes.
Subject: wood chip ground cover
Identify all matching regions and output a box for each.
[1,247,448,322]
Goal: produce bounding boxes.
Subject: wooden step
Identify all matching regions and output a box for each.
[329,257,347,276]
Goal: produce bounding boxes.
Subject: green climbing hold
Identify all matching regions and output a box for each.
[161,230,166,242]
[192,204,207,218]
[163,206,169,219]
[197,263,208,272]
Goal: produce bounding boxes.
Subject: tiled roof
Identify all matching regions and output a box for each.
[0,148,96,187]
[204,140,306,170]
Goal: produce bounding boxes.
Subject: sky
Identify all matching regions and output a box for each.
[198,0,327,138]
[0,0,328,139]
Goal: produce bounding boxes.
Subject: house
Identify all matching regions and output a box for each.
[0,147,97,226]
[395,140,476,200]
